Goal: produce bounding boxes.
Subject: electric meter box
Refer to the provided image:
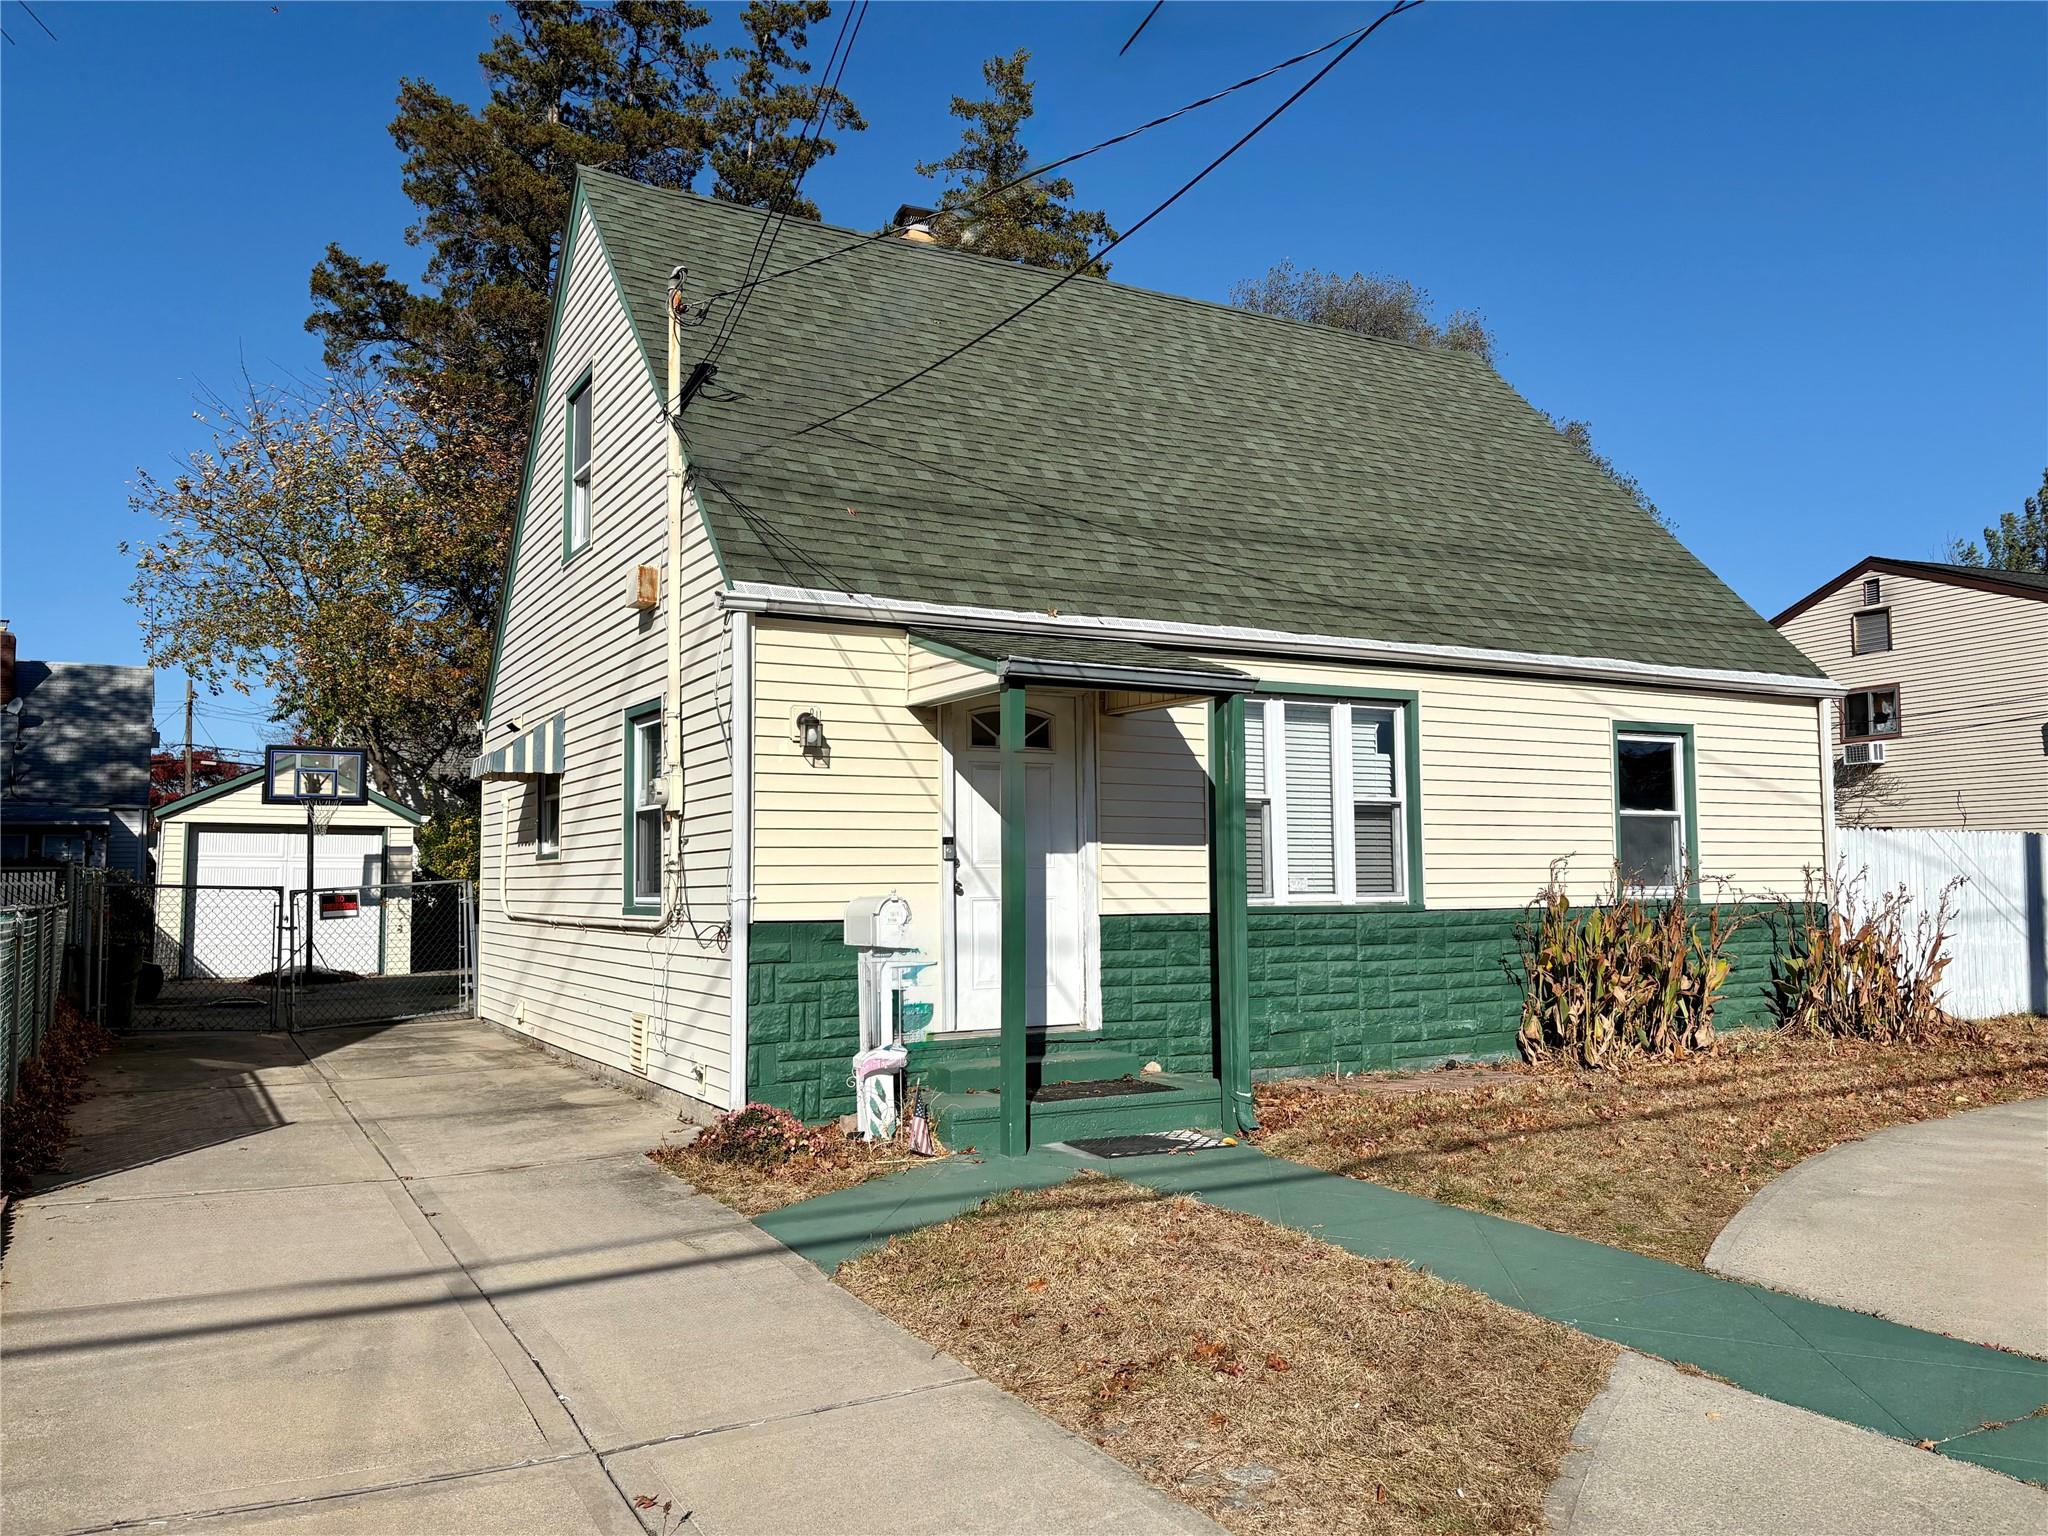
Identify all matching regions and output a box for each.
[843,893,913,949]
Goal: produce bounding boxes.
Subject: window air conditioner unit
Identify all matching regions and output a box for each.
[1842,741,1886,767]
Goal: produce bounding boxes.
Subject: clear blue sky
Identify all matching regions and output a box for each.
[4,1,2042,751]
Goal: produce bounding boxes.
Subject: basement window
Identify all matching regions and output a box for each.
[1851,607,1892,655]
[1245,697,1409,905]
[1843,687,1901,742]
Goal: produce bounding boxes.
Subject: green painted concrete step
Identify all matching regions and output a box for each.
[931,1072,1222,1151]
[910,1042,1145,1094]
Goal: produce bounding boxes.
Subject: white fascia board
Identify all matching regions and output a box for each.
[720,583,1845,701]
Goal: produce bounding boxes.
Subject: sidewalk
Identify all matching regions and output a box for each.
[0,1021,1218,1535]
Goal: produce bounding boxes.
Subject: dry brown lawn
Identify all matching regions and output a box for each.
[841,1175,1614,1536]
[1254,1015,2048,1267]
[647,1127,928,1216]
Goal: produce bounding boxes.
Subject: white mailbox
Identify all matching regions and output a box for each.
[843,893,913,950]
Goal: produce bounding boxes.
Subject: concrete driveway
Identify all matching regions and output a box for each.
[1,1020,1218,1536]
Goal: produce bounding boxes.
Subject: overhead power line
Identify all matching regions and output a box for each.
[695,13,1407,311]
[17,3,55,42]
[1120,2,1165,57]
[726,0,1426,466]
[698,0,869,374]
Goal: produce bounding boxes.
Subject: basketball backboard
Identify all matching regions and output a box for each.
[262,746,370,806]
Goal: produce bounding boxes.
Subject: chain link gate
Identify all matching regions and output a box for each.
[127,883,285,1031]
[286,879,474,1030]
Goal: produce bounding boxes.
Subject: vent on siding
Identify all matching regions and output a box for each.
[1861,576,1881,605]
[629,1013,649,1076]
[1851,608,1892,655]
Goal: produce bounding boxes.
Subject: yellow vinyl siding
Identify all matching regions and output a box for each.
[1097,700,1210,913]
[1217,657,1826,907]
[1778,570,2048,831]
[753,620,944,942]
[477,203,732,1108]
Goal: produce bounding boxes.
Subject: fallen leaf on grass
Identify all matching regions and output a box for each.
[1266,1353,1293,1372]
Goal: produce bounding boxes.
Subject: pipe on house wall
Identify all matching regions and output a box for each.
[1818,695,1837,889]
[727,609,753,1112]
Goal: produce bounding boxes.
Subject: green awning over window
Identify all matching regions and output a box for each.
[909,629,1252,695]
[472,710,565,780]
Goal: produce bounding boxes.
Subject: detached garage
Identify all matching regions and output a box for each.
[155,772,425,980]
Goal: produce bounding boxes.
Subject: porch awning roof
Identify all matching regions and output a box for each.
[471,710,565,780]
[909,628,1253,695]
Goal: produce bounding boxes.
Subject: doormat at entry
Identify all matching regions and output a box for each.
[1031,1076,1177,1103]
[1062,1130,1224,1158]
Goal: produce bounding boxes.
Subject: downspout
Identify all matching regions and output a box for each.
[727,609,754,1110]
[665,275,687,908]
[1817,695,1837,893]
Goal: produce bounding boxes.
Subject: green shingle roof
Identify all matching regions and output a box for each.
[909,628,1251,691]
[580,168,1821,679]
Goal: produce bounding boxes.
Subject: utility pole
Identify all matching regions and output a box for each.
[182,678,196,796]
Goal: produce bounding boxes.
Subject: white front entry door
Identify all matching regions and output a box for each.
[950,696,1087,1032]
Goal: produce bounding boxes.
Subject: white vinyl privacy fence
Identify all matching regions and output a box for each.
[1836,827,2048,1018]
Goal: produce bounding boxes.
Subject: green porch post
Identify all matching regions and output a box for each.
[998,681,1030,1155]
[1209,692,1256,1134]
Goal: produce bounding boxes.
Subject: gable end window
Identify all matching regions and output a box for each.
[1244,696,1411,905]
[565,374,593,557]
[1850,607,1891,655]
[622,702,663,913]
[1615,729,1692,895]
[1842,687,1901,742]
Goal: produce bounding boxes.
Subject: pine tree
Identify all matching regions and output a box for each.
[709,1,866,216]
[914,49,1115,274]
[1950,469,2048,574]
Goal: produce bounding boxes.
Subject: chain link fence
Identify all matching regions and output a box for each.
[27,866,476,1035]
[286,879,474,1029]
[1,899,67,1105]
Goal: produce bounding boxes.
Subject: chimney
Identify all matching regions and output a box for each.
[892,204,940,245]
[0,621,14,708]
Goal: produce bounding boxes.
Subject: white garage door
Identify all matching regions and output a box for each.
[191,829,386,978]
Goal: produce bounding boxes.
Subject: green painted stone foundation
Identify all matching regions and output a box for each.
[745,904,1799,1120]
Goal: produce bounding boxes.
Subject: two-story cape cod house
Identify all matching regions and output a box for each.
[474,168,1838,1151]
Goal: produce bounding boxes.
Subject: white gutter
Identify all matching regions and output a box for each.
[726,609,754,1112]
[722,582,1843,701]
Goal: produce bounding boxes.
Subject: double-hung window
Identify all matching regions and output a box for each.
[1245,697,1410,904]
[566,375,593,556]
[1851,607,1891,655]
[624,704,662,912]
[1615,732,1689,893]
[1842,686,1900,741]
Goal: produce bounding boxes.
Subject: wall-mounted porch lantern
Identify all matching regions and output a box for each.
[795,708,828,763]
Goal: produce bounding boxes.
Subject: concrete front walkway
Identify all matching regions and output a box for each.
[0,1021,1218,1536]
[1707,1098,2048,1358]
[764,1141,2048,1484]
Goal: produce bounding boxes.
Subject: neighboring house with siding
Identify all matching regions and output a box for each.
[474,168,1837,1149]
[0,623,153,876]
[1773,558,2048,831]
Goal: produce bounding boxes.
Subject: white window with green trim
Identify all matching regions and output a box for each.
[623,704,662,913]
[565,375,593,556]
[1245,697,1410,904]
[1615,732,1688,893]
